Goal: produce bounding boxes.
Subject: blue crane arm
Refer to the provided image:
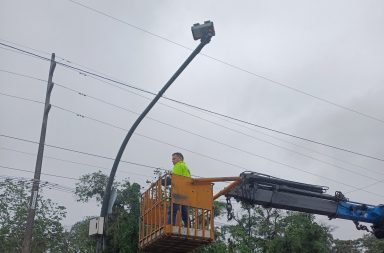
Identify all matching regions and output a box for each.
[225,171,384,239]
[336,201,384,225]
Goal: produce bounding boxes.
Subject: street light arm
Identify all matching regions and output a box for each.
[96,28,213,252]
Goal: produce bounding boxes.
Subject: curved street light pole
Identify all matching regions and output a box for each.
[96,21,215,252]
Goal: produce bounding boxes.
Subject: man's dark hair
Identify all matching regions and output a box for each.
[172,152,184,161]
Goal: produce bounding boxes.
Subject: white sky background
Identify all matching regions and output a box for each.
[1,0,384,240]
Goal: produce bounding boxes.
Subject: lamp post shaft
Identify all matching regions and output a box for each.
[96,36,212,253]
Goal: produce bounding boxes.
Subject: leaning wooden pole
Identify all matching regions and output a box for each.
[21,53,56,253]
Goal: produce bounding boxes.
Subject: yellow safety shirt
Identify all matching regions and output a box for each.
[172,161,191,178]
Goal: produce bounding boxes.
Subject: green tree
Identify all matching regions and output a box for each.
[73,171,141,253]
[193,201,231,253]
[194,227,228,253]
[106,180,141,253]
[331,234,384,253]
[269,212,333,253]
[222,204,283,252]
[358,234,384,253]
[197,202,334,253]
[67,218,96,253]
[75,171,110,203]
[332,239,360,253]
[0,178,67,253]
[213,200,227,217]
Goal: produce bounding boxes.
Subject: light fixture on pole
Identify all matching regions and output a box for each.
[95,21,215,252]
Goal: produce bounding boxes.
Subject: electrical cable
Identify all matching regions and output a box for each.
[0,38,58,59]
[1,175,74,194]
[0,50,383,164]
[1,133,383,198]
[0,45,47,62]
[64,0,384,125]
[66,0,190,50]
[345,178,384,194]
[0,91,44,105]
[2,43,383,162]
[48,105,384,197]
[0,164,78,181]
[1,75,383,178]
[0,146,153,179]
[0,68,46,82]
[0,134,161,170]
[84,73,384,177]
[1,56,383,196]
[204,110,384,176]
[53,83,384,179]
[50,104,251,171]
[1,90,383,195]
[0,42,153,95]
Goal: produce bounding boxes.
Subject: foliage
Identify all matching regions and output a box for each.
[0,178,67,253]
[197,202,335,253]
[193,227,228,253]
[193,201,230,253]
[332,234,384,253]
[73,171,141,253]
[67,218,96,253]
[105,180,141,253]
[223,204,284,252]
[268,212,333,253]
[332,239,361,253]
[358,234,384,253]
[213,200,227,217]
[3,172,382,252]
[75,171,110,203]
[73,173,384,252]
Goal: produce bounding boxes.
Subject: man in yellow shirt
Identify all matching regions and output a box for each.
[171,152,191,178]
[168,152,191,225]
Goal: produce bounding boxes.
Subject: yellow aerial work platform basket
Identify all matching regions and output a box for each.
[139,174,214,252]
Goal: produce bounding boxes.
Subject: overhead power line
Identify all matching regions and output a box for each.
[64,0,384,126]
[163,98,384,162]
[50,71,384,177]
[1,50,384,193]
[0,123,381,198]
[202,108,384,177]
[87,74,384,177]
[6,72,384,184]
[0,46,383,164]
[5,72,378,181]
[0,146,153,180]
[42,104,384,197]
[66,0,190,50]
[0,42,153,95]
[2,74,384,184]
[0,91,44,105]
[0,174,76,194]
[0,164,78,181]
[0,134,161,170]
[48,108,384,197]
[0,68,46,82]
[345,178,384,194]
[0,90,364,180]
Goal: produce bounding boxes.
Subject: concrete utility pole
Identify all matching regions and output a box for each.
[21,53,56,253]
[96,21,215,252]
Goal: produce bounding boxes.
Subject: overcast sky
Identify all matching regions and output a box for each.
[1,0,384,240]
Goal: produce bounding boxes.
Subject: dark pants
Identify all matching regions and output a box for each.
[168,204,188,226]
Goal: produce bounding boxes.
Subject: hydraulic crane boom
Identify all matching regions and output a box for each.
[139,172,383,252]
[224,171,384,239]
